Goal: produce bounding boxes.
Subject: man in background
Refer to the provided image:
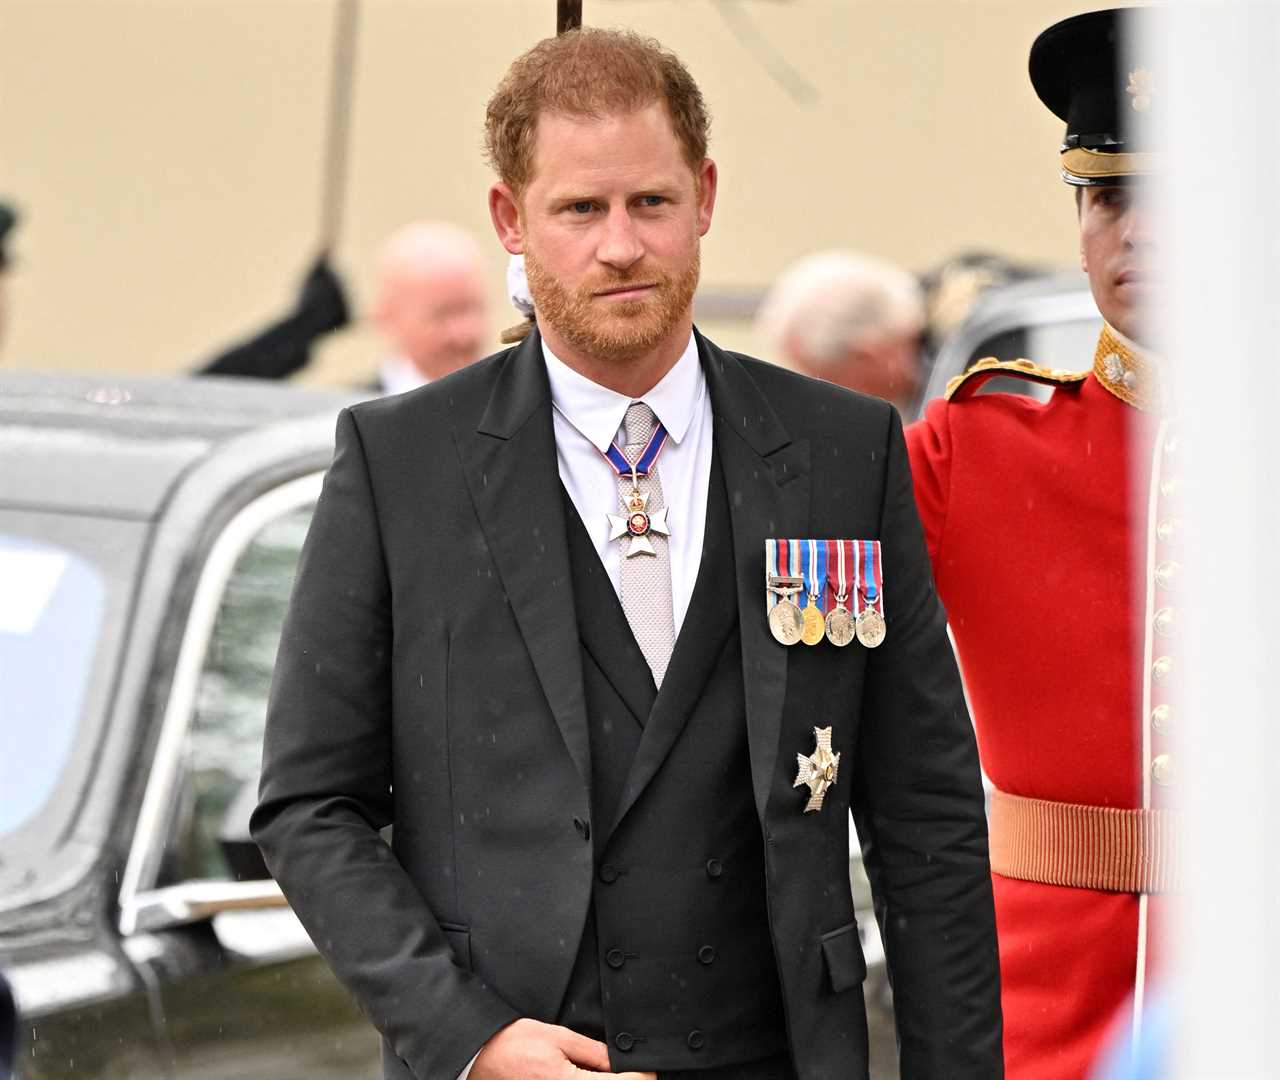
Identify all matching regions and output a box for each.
[0,201,18,351]
[907,9,1164,1078]
[370,220,490,394]
[755,250,925,414]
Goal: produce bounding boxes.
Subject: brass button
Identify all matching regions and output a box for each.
[1152,656,1173,683]
[1151,704,1171,734]
[1154,561,1180,590]
[1156,518,1180,544]
[1152,753,1174,786]
[1154,607,1175,638]
[1159,476,1180,499]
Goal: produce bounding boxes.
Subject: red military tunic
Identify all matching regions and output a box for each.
[905,325,1177,1080]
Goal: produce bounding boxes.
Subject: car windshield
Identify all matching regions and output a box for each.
[0,511,145,851]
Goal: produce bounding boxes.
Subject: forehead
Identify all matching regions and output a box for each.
[527,103,691,191]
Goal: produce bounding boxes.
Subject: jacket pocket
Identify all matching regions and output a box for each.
[440,921,472,971]
[820,921,867,993]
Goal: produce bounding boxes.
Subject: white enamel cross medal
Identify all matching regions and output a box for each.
[608,470,670,558]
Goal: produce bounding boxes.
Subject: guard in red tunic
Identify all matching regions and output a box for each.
[906,9,1175,1079]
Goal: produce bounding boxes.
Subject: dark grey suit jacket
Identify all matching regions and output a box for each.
[251,329,1002,1079]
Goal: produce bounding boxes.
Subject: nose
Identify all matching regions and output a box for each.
[1123,200,1152,251]
[596,204,644,271]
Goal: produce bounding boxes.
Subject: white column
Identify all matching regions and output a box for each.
[1159,5,1280,1076]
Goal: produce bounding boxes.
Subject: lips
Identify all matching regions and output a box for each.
[594,282,657,299]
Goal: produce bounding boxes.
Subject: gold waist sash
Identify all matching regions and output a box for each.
[988,789,1180,894]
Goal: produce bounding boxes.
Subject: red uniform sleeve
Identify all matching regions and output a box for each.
[904,397,954,564]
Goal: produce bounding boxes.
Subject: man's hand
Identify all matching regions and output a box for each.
[470,1018,656,1080]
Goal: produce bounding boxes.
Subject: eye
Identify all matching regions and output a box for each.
[637,195,667,209]
[569,200,594,215]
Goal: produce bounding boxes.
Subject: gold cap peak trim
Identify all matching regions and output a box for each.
[1061,146,1155,180]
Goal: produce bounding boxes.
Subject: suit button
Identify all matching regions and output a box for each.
[687,1030,705,1051]
[615,1032,636,1052]
[705,858,723,879]
[599,864,620,884]
[1156,518,1180,544]
[1154,607,1175,638]
[1152,753,1174,787]
[697,945,716,965]
[573,817,590,841]
[1151,704,1171,734]
[1152,656,1173,684]
[606,948,626,969]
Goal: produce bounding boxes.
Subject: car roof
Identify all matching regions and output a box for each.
[0,371,353,520]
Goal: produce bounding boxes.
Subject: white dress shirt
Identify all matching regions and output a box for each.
[543,333,713,637]
[456,335,713,1080]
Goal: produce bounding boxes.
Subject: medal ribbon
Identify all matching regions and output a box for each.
[826,539,853,608]
[765,539,780,613]
[601,418,669,480]
[858,540,884,616]
[802,539,826,611]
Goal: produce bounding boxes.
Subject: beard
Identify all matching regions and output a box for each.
[523,242,701,364]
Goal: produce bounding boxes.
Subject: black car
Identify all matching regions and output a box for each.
[0,372,381,1079]
[917,272,1101,416]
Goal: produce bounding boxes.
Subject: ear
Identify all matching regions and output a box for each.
[489,182,525,254]
[695,158,718,237]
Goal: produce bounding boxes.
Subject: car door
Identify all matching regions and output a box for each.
[116,473,382,1079]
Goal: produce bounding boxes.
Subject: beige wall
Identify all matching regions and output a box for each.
[0,0,1095,384]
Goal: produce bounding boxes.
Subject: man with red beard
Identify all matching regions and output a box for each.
[254,27,1000,1080]
[906,9,1168,1079]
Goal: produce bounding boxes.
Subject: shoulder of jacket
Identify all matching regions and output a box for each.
[944,357,1089,402]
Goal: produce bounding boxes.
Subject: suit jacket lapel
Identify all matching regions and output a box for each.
[699,332,810,821]
[455,330,592,789]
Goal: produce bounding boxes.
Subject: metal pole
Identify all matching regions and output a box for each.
[557,0,582,35]
[317,0,360,255]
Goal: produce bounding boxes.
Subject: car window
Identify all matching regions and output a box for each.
[0,536,105,835]
[167,504,314,882]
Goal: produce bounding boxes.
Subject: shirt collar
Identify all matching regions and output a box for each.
[542,332,703,453]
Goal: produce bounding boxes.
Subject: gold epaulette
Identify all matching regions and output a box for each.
[944,357,1089,402]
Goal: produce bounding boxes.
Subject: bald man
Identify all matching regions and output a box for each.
[756,251,926,416]
[371,221,490,395]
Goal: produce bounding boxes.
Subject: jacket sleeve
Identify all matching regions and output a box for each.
[903,397,954,566]
[251,408,519,1080]
[850,408,1002,1079]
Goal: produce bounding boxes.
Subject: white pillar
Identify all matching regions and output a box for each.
[1159,5,1280,1076]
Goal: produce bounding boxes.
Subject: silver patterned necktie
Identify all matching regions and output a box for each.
[617,402,676,687]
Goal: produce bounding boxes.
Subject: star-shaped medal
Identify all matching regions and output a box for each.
[607,486,670,558]
[794,726,840,813]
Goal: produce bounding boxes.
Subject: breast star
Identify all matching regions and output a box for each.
[794,726,840,813]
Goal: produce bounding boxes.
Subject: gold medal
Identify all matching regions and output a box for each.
[856,606,886,648]
[768,599,804,646]
[801,603,826,646]
[825,603,854,647]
